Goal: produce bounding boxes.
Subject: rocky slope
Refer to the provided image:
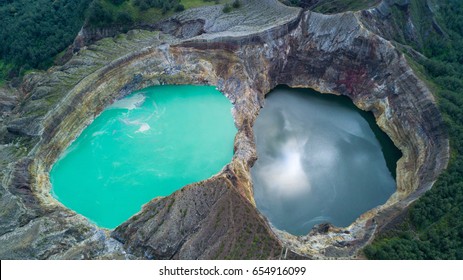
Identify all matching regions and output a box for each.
[0,0,448,259]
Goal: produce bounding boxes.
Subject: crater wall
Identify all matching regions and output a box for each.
[0,0,448,259]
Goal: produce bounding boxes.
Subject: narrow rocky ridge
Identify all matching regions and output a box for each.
[0,0,449,259]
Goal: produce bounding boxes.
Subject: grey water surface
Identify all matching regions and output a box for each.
[251,87,401,235]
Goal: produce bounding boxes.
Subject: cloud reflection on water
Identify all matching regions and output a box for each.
[251,87,396,236]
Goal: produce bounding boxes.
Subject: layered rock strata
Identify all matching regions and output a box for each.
[0,0,448,259]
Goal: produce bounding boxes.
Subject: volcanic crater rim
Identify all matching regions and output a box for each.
[8,1,449,259]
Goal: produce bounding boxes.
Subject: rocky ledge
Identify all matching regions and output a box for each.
[0,0,448,259]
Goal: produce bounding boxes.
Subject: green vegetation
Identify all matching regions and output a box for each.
[0,0,92,80]
[85,0,175,27]
[133,0,181,14]
[365,0,463,259]
[185,0,219,10]
[222,0,240,13]
[0,60,14,86]
[312,0,379,13]
[0,0,224,83]
[86,0,224,27]
[280,0,379,13]
[383,0,436,51]
[222,3,232,13]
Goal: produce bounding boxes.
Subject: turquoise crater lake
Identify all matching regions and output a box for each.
[50,85,237,229]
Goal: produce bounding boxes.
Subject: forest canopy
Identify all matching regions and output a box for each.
[0,0,222,82]
[0,0,92,78]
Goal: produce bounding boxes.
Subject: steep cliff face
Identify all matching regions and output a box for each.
[358,0,442,49]
[0,0,449,259]
[261,8,449,257]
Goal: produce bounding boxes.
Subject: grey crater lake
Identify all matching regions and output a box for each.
[251,86,402,236]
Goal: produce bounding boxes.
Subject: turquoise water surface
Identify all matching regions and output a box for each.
[50,85,237,229]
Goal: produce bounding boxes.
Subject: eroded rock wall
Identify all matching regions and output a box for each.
[0,0,448,259]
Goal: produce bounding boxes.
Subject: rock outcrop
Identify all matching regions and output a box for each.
[0,0,448,259]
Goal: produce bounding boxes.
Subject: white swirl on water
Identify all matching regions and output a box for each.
[108,93,146,110]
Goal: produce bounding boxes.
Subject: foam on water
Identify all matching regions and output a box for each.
[136,123,150,133]
[109,93,146,110]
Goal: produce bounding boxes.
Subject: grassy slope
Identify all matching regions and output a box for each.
[182,0,221,9]
[312,0,380,14]
[90,0,228,26]
[279,0,379,13]
[0,60,13,87]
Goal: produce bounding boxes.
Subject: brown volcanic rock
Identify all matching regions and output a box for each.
[0,0,448,259]
[278,10,449,200]
[112,172,283,260]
